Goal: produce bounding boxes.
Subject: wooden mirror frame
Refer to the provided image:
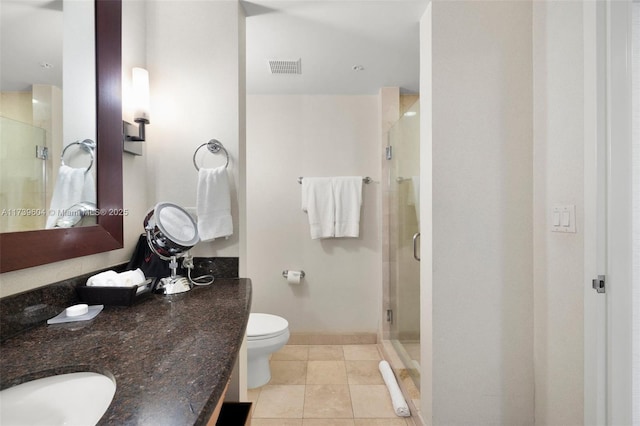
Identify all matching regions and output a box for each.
[0,0,123,273]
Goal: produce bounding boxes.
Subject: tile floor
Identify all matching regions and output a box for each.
[248,344,415,426]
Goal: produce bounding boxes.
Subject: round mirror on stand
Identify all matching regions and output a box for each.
[144,202,199,295]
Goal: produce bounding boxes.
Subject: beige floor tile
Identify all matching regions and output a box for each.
[350,385,397,418]
[304,384,353,418]
[252,420,303,426]
[272,345,310,361]
[304,419,355,426]
[247,387,261,403]
[270,360,307,385]
[354,419,408,425]
[306,360,348,384]
[308,345,344,360]
[345,360,384,385]
[343,345,382,361]
[252,385,305,418]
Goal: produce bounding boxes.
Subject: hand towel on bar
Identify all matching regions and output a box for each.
[301,177,335,239]
[197,166,233,242]
[45,165,96,229]
[332,176,363,238]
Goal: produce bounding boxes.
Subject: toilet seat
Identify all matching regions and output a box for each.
[247,313,288,340]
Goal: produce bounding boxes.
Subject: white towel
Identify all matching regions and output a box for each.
[332,176,362,238]
[46,165,96,229]
[87,269,146,288]
[197,166,233,242]
[301,177,335,239]
[378,360,411,417]
[119,268,146,287]
[86,270,121,287]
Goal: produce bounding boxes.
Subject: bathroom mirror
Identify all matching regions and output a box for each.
[1,0,97,233]
[0,0,123,273]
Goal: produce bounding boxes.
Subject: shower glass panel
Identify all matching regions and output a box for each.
[388,99,420,389]
[0,117,47,232]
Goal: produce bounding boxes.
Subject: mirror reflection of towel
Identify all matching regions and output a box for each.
[46,165,96,229]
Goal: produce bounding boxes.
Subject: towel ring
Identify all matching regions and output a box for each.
[193,139,230,171]
[61,139,96,172]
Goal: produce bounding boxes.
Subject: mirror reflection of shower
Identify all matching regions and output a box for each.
[46,139,97,229]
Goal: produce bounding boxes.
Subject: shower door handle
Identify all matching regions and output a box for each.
[413,232,420,261]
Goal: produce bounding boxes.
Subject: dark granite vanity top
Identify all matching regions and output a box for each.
[0,278,251,425]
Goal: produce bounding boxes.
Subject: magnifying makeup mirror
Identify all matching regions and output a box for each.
[144,202,200,295]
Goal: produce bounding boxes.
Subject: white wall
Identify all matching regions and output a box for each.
[533,2,585,424]
[0,0,149,297]
[246,95,381,334]
[421,1,534,424]
[145,0,245,260]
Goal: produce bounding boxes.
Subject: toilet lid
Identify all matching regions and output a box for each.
[247,313,288,339]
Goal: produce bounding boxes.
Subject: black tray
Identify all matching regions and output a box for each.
[76,278,155,306]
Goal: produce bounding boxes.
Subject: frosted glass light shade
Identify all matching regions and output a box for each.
[132,67,150,122]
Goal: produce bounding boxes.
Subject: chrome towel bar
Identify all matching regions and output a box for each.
[297,176,372,184]
[193,139,229,171]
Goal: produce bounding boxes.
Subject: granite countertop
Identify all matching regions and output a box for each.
[0,278,251,425]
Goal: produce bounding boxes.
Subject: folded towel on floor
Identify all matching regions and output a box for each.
[197,166,233,242]
[301,177,334,239]
[332,176,362,238]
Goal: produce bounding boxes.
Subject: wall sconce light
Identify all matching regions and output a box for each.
[123,67,150,142]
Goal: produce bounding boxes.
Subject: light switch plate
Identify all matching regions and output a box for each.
[551,205,576,233]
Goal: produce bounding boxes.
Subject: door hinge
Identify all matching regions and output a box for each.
[592,275,606,294]
[35,145,49,160]
[386,146,393,160]
[386,309,393,323]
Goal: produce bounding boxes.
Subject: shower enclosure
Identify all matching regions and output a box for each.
[387,99,420,389]
[0,117,48,232]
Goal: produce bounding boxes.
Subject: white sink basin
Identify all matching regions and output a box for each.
[0,372,116,425]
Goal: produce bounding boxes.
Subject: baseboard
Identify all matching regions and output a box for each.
[287,332,377,345]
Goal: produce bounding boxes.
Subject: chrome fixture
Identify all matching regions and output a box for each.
[124,68,150,155]
[144,202,199,295]
[193,139,230,171]
[61,139,96,172]
[297,176,372,184]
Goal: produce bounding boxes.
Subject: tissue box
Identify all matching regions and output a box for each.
[76,279,155,306]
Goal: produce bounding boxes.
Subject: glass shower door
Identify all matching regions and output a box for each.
[388,100,420,389]
[0,117,47,232]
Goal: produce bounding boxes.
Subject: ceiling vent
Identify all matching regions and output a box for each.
[268,58,302,75]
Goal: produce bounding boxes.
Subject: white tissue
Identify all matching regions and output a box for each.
[286,270,302,285]
[378,360,411,417]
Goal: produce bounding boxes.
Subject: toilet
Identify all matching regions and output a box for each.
[246,313,290,389]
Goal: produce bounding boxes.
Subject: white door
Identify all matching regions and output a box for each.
[584,1,638,424]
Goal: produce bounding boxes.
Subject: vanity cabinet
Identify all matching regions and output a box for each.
[0,278,251,426]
